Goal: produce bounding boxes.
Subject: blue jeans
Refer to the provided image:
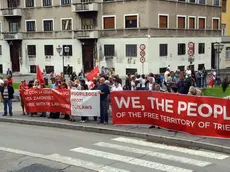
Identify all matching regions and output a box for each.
[100,100,108,123]
[3,99,12,115]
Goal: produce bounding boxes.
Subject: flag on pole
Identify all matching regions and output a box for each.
[36,65,45,84]
[86,66,99,81]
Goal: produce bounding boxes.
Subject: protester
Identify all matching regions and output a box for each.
[6,68,12,77]
[188,86,203,96]
[19,80,28,115]
[98,77,110,124]
[111,79,123,91]
[0,79,14,116]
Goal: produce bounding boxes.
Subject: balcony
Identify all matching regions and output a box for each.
[3,33,23,40]
[75,30,99,39]
[71,3,98,12]
[1,9,22,17]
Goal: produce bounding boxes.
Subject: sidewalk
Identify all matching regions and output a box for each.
[0,103,230,154]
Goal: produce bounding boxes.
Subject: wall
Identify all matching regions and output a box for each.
[222,0,230,36]
[21,39,83,74]
[98,36,221,76]
[0,40,11,73]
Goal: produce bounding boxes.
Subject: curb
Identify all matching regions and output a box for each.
[0,117,230,154]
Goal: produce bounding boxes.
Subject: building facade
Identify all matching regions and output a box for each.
[222,0,230,36]
[0,0,222,76]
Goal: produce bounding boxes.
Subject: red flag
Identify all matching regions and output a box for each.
[36,65,45,84]
[86,66,99,81]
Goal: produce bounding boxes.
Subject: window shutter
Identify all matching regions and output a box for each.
[125,16,137,20]
[159,16,167,28]
[178,17,185,28]
[213,19,219,29]
[103,17,115,29]
[199,18,205,29]
[189,18,195,29]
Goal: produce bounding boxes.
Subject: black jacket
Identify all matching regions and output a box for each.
[0,85,14,99]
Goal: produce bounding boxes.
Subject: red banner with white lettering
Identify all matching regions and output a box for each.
[111,91,230,138]
[22,88,71,114]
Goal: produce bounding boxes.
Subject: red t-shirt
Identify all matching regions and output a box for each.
[8,78,13,86]
[19,83,28,96]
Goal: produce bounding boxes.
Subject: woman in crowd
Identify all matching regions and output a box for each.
[111,79,123,91]
[19,80,28,115]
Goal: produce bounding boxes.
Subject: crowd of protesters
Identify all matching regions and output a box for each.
[0,65,224,124]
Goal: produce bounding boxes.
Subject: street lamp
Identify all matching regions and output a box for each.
[213,42,224,78]
[188,56,195,70]
[56,45,64,77]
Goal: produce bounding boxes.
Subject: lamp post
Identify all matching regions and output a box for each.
[188,56,195,70]
[213,42,224,78]
[56,45,63,75]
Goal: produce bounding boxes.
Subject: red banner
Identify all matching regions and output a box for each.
[86,66,99,81]
[21,88,71,114]
[111,91,230,138]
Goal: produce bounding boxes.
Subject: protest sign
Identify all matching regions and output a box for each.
[22,88,71,114]
[111,91,230,138]
[71,90,100,117]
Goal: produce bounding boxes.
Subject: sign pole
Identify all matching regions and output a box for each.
[142,63,144,74]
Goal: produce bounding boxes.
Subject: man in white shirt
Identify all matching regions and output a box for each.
[185,66,191,78]
[164,68,170,82]
[111,79,123,91]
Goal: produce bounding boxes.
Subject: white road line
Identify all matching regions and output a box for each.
[112,137,229,160]
[0,147,130,172]
[94,142,211,167]
[70,147,193,172]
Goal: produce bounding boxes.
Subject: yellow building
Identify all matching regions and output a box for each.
[222,0,230,36]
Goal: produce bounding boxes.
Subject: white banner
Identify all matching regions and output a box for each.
[71,90,100,117]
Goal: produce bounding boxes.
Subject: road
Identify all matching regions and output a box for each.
[0,123,230,172]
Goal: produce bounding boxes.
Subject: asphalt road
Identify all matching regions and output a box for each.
[0,123,230,172]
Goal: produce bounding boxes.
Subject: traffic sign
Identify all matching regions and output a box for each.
[140,57,146,63]
[188,49,194,56]
[140,50,146,57]
[188,42,194,48]
[139,44,146,50]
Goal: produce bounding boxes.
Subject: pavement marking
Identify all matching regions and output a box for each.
[70,147,193,172]
[112,137,229,160]
[0,147,130,172]
[94,142,211,167]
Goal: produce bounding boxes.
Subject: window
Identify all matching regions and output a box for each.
[61,19,72,31]
[199,0,205,4]
[159,15,168,28]
[177,16,186,29]
[125,15,138,28]
[0,45,2,55]
[0,64,2,74]
[44,45,53,56]
[64,66,73,75]
[189,0,196,3]
[213,0,220,6]
[198,18,205,29]
[159,44,168,56]
[45,66,54,73]
[198,64,204,70]
[43,20,53,31]
[198,43,205,54]
[178,43,186,55]
[222,24,226,36]
[43,0,52,6]
[103,16,115,29]
[222,0,227,12]
[27,45,36,56]
[104,45,115,56]
[126,68,137,75]
[30,65,36,73]
[9,22,19,32]
[159,67,167,74]
[226,47,230,60]
[188,17,195,29]
[8,0,19,8]
[26,21,36,32]
[178,0,186,1]
[61,0,71,5]
[212,18,219,30]
[25,0,34,7]
[62,45,73,56]
[178,66,185,71]
[126,44,137,57]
